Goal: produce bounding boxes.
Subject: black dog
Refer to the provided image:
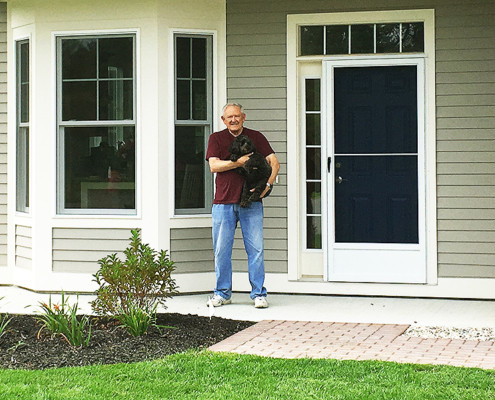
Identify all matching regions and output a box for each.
[228,135,272,208]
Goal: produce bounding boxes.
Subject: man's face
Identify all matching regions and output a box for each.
[222,106,246,135]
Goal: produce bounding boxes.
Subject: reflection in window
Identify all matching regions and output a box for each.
[63,127,135,210]
[300,22,424,56]
[376,24,400,53]
[305,79,322,249]
[16,40,29,213]
[175,34,213,214]
[57,35,136,213]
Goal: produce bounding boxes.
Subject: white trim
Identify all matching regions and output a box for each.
[287,9,437,287]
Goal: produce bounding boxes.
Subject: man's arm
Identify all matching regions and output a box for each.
[208,154,251,173]
[260,153,280,198]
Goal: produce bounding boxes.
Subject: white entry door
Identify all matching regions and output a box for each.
[325,57,426,283]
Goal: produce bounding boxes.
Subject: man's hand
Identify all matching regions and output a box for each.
[236,153,253,166]
[260,185,270,198]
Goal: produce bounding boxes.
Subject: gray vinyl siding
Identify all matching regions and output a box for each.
[0,3,6,266]
[435,1,495,278]
[15,225,32,269]
[226,0,495,279]
[52,228,130,273]
[170,228,214,273]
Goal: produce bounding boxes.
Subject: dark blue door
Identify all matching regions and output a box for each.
[334,66,419,244]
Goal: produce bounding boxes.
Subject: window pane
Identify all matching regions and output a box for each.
[306,148,321,180]
[176,37,191,79]
[62,81,97,121]
[64,126,135,210]
[175,125,205,209]
[192,80,207,120]
[192,38,206,79]
[307,182,321,214]
[326,25,349,55]
[176,80,191,120]
[402,23,424,52]
[307,216,322,249]
[300,26,323,55]
[99,80,134,120]
[20,83,29,123]
[62,39,97,79]
[99,37,133,79]
[16,127,29,212]
[19,42,29,123]
[376,24,400,53]
[305,79,320,112]
[351,24,374,54]
[306,114,321,146]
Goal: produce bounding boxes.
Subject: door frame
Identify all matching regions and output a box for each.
[323,55,427,283]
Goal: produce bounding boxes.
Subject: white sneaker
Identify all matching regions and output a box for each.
[207,294,232,307]
[254,296,268,308]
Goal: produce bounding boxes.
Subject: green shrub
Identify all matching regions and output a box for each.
[91,229,178,318]
[36,292,91,347]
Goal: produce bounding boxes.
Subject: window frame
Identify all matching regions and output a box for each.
[173,33,214,216]
[15,38,30,214]
[55,32,138,215]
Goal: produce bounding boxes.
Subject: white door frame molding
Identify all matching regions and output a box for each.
[287,9,436,285]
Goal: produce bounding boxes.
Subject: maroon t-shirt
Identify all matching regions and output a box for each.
[206,127,275,204]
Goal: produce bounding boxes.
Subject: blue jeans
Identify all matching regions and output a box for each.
[212,202,267,300]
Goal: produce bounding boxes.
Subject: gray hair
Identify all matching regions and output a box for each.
[222,103,244,114]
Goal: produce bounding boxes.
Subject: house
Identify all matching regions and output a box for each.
[2,0,495,299]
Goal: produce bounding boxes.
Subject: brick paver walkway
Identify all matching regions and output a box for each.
[209,320,495,369]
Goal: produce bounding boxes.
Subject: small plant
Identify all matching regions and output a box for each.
[0,296,11,338]
[36,292,91,347]
[91,229,178,319]
[115,300,176,337]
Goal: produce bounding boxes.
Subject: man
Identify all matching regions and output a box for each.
[206,103,280,308]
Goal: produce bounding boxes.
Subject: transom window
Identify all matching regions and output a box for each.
[57,35,136,214]
[174,34,213,215]
[300,22,424,56]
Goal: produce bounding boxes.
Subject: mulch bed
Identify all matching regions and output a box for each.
[0,313,254,370]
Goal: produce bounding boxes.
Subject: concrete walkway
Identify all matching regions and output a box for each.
[1,287,495,369]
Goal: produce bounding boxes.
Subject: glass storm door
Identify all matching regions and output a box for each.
[326,60,426,283]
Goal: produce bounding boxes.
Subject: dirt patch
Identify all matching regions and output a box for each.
[0,313,254,370]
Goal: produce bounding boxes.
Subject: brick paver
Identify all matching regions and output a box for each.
[208,320,495,369]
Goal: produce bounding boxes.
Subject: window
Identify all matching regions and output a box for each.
[16,40,29,213]
[57,35,136,214]
[305,78,322,249]
[300,22,424,56]
[174,34,213,214]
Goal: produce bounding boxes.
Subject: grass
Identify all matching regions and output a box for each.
[0,351,494,399]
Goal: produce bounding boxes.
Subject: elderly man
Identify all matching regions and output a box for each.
[206,103,280,308]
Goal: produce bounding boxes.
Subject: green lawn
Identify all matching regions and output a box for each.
[1,351,494,399]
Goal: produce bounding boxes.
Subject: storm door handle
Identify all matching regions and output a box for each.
[336,176,348,184]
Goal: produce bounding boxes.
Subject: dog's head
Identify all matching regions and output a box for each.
[228,135,257,156]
